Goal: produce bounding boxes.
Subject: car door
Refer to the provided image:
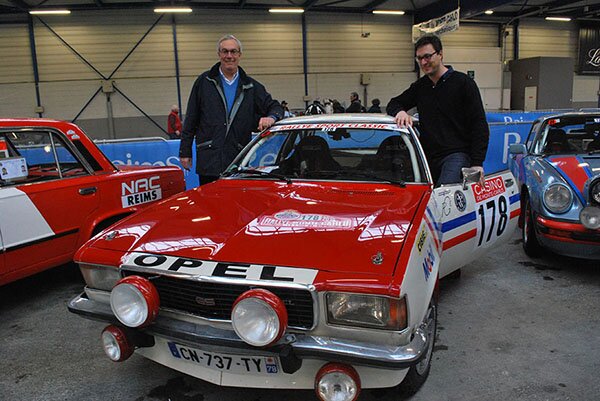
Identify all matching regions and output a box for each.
[0,128,99,282]
[435,170,520,278]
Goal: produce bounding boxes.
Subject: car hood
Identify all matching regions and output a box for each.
[545,155,600,193]
[86,179,429,276]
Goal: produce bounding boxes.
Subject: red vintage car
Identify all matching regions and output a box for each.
[69,115,519,400]
[0,119,185,286]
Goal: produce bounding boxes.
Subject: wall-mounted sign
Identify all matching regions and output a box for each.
[578,23,600,75]
[412,8,459,42]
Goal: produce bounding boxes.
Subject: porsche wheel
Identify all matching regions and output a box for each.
[396,298,437,397]
[522,198,542,257]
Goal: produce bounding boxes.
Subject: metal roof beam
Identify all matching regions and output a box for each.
[8,0,30,10]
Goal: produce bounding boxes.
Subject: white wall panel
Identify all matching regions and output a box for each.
[0,83,37,117]
[443,23,499,48]
[519,20,577,60]
[573,75,600,103]
[0,24,33,84]
[306,13,413,73]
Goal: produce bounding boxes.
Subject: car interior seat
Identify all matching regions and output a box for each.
[287,135,341,176]
[374,135,413,181]
[587,135,600,152]
[543,128,569,154]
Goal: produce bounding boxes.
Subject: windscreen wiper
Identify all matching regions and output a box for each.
[222,168,292,184]
[305,170,406,187]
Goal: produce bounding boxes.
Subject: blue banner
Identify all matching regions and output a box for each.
[98,113,553,188]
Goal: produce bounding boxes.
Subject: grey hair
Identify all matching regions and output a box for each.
[217,34,243,53]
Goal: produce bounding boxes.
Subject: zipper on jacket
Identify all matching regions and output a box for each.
[207,76,254,140]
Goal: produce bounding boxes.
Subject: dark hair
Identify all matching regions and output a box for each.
[371,98,380,106]
[351,92,359,98]
[415,35,442,53]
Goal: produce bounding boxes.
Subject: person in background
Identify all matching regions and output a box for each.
[368,98,382,113]
[332,99,345,113]
[386,35,489,186]
[179,34,283,185]
[305,99,326,115]
[346,92,366,113]
[282,100,294,118]
[167,105,182,139]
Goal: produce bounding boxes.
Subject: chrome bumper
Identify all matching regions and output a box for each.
[68,292,429,370]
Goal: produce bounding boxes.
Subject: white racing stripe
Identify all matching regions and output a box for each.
[0,187,55,249]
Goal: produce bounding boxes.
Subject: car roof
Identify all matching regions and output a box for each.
[538,111,600,123]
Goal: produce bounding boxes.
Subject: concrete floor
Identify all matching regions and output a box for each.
[1,231,599,401]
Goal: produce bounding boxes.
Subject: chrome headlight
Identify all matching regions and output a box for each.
[110,276,160,328]
[543,183,572,214]
[326,293,407,330]
[591,180,600,205]
[580,206,600,229]
[79,263,121,291]
[231,289,288,347]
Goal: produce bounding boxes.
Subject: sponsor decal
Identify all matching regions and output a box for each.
[270,123,398,132]
[121,175,162,207]
[422,246,435,282]
[454,190,467,212]
[123,252,318,284]
[258,209,353,229]
[442,196,452,216]
[371,251,384,265]
[471,176,506,203]
[416,227,427,253]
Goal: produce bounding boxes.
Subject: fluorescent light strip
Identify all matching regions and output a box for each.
[484,10,494,15]
[154,7,192,13]
[269,8,304,13]
[545,16,571,22]
[29,9,71,15]
[372,10,405,15]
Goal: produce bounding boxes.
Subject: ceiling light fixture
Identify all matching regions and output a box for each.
[154,7,192,13]
[29,9,71,15]
[484,10,494,15]
[545,16,571,22]
[372,10,405,15]
[269,8,304,13]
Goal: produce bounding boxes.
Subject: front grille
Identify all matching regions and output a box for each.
[122,270,315,329]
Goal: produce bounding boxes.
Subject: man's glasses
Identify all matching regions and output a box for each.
[219,48,241,56]
[415,51,438,62]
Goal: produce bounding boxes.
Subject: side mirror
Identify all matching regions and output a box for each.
[509,143,527,155]
[461,167,481,190]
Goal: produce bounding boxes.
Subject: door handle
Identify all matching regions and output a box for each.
[79,187,97,195]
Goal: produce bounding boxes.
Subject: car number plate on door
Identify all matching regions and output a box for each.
[166,341,280,375]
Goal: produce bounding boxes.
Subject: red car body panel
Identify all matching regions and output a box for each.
[0,119,186,285]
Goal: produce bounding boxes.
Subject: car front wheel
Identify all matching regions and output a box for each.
[522,198,542,257]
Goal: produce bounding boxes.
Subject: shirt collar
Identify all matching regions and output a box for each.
[440,66,454,83]
[219,68,239,85]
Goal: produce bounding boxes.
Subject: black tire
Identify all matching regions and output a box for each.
[522,197,543,257]
[396,298,438,397]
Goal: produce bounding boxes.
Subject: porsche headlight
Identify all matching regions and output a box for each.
[591,180,600,205]
[580,206,600,230]
[79,263,121,291]
[326,293,407,330]
[543,183,572,214]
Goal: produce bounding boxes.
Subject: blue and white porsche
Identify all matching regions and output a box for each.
[509,112,600,259]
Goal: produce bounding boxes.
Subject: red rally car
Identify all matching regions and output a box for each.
[0,119,185,286]
[68,115,519,400]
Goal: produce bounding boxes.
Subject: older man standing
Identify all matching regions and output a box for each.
[179,34,283,185]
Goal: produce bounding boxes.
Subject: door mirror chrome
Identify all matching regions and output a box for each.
[461,167,481,190]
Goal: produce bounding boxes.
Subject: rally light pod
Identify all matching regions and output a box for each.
[102,325,134,362]
[315,363,361,401]
[231,288,288,347]
[110,275,160,328]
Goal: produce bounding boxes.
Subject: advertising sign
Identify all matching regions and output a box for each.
[412,8,459,42]
[578,23,600,75]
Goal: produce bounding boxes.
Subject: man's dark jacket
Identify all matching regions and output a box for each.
[180,63,283,176]
[346,100,365,113]
[386,69,489,166]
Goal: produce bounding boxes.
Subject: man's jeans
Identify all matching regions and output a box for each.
[432,152,471,186]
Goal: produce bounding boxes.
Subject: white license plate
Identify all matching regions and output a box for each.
[167,341,281,375]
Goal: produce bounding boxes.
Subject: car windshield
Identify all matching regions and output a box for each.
[533,115,600,155]
[226,124,426,184]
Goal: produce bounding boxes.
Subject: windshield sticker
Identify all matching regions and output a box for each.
[471,176,506,203]
[270,123,402,132]
[122,252,318,284]
[258,209,353,229]
[121,175,162,207]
